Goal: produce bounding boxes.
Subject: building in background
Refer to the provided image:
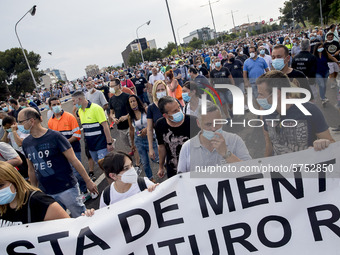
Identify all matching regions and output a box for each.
[40,69,59,88]
[51,69,67,81]
[85,64,100,78]
[183,27,215,44]
[121,38,157,67]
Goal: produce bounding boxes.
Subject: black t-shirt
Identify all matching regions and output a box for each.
[210,67,232,93]
[324,40,340,61]
[96,85,110,102]
[286,69,314,100]
[223,59,244,85]
[199,67,209,77]
[0,191,55,227]
[146,103,163,126]
[12,107,23,121]
[109,92,130,130]
[155,115,200,177]
[131,77,148,96]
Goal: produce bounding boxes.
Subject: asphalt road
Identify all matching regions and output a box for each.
[84,83,340,210]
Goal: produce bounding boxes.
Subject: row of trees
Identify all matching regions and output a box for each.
[280,0,340,27]
[0,48,42,100]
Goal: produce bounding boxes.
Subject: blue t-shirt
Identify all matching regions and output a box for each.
[22,129,76,195]
[263,102,329,155]
[205,56,211,69]
[174,68,183,86]
[243,57,268,83]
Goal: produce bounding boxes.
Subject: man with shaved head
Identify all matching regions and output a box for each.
[19,108,98,217]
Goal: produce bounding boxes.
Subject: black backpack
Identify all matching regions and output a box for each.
[102,177,147,206]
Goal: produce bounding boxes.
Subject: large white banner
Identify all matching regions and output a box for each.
[1,142,340,255]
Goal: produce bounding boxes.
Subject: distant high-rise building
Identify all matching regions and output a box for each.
[183,27,215,44]
[121,38,157,67]
[85,64,100,78]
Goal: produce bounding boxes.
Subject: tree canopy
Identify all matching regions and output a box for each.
[0,48,41,100]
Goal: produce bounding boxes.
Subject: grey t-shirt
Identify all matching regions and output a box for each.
[85,89,108,108]
[0,142,19,162]
[177,130,252,173]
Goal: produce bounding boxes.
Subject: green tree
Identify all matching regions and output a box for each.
[162,42,177,57]
[143,48,162,61]
[128,51,142,66]
[0,48,41,99]
[188,37,203,49]
[329,0,340,21]
[280,0,309,27]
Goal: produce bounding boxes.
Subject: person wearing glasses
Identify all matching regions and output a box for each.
[19,108,98,217]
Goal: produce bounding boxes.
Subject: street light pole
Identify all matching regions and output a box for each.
[177,23,188,55]
[200,0,220,41]
[136,20,151,63]
[165,0,179,55]
[15,5,38,88]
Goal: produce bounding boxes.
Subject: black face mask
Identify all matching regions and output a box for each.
[230,57,235,62]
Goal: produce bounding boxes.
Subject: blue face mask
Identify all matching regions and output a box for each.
[202,128,223,140]
[52,105,62,114]
[256,96,272,110]
[45,105,49,110]
[198,65,202,69]
[0,184,17,205]
[9,106,14,111]
[182,92,191,102]
[170,110,184,123]
[215,62,221,68]
[286,39,290,43]
[2,107,8,112]
[156,91,167,100]
[272,58,286,71]
[310,36,315,41]
[6,128,12,133]
[18,124,31,134]
[317,48,324,52]
[76,104,82,109]
[260,50,265,55]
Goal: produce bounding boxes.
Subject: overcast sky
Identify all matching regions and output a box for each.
[1,0,285,80]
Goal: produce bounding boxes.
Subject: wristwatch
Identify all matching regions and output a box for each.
[107,142,113,145]
[223,150,232,160]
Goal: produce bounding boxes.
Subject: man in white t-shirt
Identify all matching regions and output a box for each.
[258,46,272,71]
[85,80,108,110]
[1,116,29,154]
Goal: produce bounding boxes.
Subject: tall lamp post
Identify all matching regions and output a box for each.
[15,5,38,87]
[136,20,151,63]
[165,0,179,55]
[200,0,220,41]
[177,23,188,55]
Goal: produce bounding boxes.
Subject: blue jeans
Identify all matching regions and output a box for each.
[134,136,159,179]
[49,183,86,218]
[316,72,329,100]
[251,83,258,99]
[71,151,87,193]
[89,148,108,163]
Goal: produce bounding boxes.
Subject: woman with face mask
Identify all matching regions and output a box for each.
[164,69,184,107]
[0,161,69,227]
[87,152,158,211]
[182,81,201,117]
[127,95,159,181]
[146,81,168,162]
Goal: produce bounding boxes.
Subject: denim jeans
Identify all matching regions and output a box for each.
[315,72,329,100]
[49,183,86,218]
[71,151,87,193]
[251,83,258,99]
[134,135,159,179]
[89,148,108,163]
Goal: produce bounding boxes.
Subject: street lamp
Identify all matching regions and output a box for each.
[136,20,151,63]
[200,0,220,41]
[177,23,188,55]
[165,0,180,55]
[15,5,38,87]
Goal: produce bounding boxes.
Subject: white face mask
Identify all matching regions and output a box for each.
[110,87,115,94]
[120,167,137,184]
